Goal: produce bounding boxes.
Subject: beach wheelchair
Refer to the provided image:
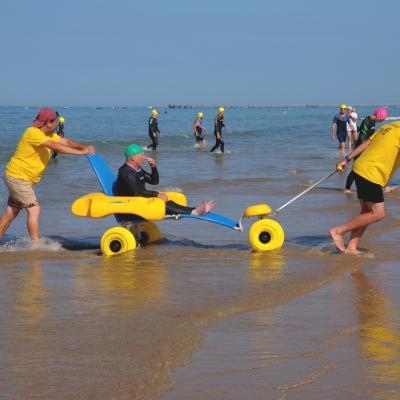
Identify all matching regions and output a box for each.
[71,154,285,256]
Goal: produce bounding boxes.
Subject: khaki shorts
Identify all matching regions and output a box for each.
[3,175,38,208]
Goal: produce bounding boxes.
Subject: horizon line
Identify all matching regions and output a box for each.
[0,103,398,109]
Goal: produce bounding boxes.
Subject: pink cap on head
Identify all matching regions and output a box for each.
[374,107,388,121]
[32,108,58,128]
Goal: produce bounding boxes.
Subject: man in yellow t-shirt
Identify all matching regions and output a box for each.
[329,121,400,254]
[0,108,95,243]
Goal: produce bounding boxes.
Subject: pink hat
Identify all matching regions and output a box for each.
[374,107,388,121]
[32,108,58,128]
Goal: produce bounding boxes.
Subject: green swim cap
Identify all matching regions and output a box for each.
[124,144,144,159]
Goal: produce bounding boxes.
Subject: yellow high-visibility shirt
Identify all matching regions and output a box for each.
[353,122,400,187]
[5,127,60,184]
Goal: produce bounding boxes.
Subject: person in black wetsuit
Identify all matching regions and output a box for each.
[210,107,226,153]
[51,115,65,159]
[147,109,161,150]
[116,144,215,216]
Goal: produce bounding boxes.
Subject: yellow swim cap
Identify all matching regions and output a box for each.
[151,108,158,116]
[197,112,204,118]
[59,116,65,124]
[218,107,225,113]
[340,104,347,109]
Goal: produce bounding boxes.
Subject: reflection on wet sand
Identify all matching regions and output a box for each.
[351,270,400,389]
[73,250,167,307]
[14,260,49,325]
[0,252,176,399]
[3,260,50,399]
[248,250,285,283]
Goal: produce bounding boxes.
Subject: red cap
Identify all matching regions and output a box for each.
[32,108,58,128]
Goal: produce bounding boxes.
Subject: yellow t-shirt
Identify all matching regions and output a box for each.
[353,122,400,187]
[5,126,60,184]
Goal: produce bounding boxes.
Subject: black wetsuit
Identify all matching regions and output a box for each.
[210,114,225,153]
[345,116,376,190]
[355,116,376,147]
[51,123,65,159]
[115,163,194,216]
[147,117,160,150]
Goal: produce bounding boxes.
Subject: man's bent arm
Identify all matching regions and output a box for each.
[59,137,87,150]
[43,140,94,155]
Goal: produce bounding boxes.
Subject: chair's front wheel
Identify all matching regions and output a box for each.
[248,219,285,251]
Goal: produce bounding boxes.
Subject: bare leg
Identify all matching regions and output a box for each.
[26,203,41,242]
[338,142,346,157]
[0,205,20,240]
[345,202,371,254]
[330,200,384,253]
[348,132,353,151]
[345,226,368,254]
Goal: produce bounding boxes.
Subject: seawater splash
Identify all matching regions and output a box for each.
[0,236,62,252]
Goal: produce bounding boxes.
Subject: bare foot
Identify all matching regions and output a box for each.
[204,200,215,213]
[345,247,362,255]
[191,200,215,216]
[343,189,353,194]
[329,228,346,252]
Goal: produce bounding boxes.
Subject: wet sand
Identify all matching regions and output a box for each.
[163,261,400,400]
[1,230,399,399]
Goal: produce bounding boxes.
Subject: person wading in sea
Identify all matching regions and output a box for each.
[147,109,162,151]
[210,107,226,153]
[331,104,350,152]
[330,120,400,254]
[193,112,208,146]
[0,108,95,243]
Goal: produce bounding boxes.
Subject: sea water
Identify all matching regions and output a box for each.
[0,106,399,399]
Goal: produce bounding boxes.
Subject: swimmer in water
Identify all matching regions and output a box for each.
[193,112,208,146]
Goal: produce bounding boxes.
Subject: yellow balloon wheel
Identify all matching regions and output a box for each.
[100,227,137,256]
[138,221,162,245]
[248,219,285,251]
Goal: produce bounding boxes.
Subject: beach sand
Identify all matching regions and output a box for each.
[163,262,400,400]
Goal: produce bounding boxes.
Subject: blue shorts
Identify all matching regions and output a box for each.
[195,135,205,143]
[336,132,347,143]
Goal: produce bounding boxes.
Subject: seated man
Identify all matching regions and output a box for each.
[115,144,215,216]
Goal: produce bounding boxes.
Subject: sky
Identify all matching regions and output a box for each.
[0,0,399,106]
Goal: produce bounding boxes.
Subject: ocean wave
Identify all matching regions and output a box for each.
[386,116,400,120]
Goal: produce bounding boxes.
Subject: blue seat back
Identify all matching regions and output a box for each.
[86,153,116,196]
